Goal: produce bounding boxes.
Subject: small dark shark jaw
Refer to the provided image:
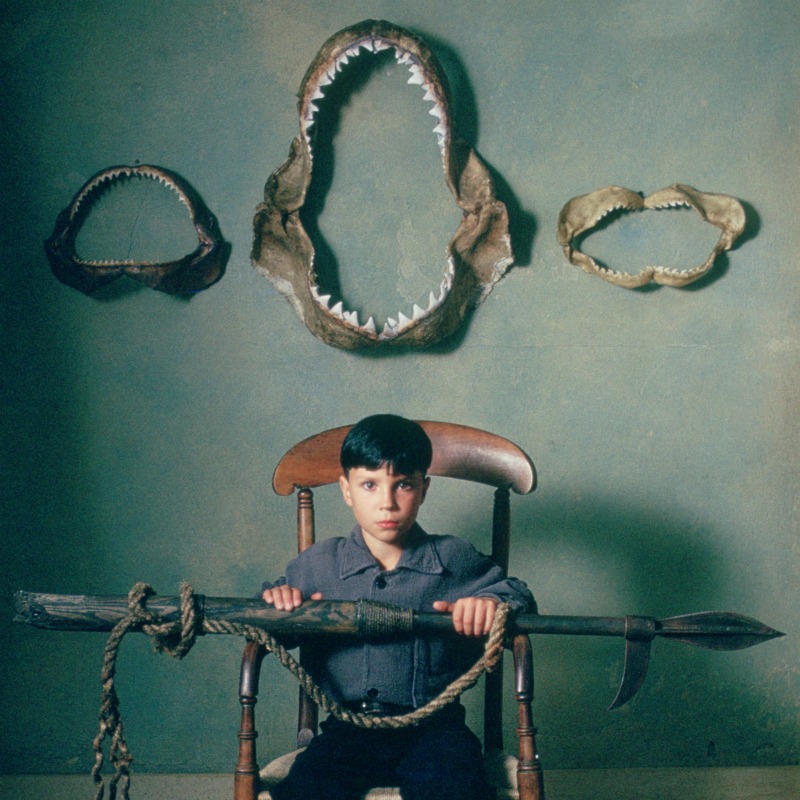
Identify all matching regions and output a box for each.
[252,19,513,349]
[45,165,228,296]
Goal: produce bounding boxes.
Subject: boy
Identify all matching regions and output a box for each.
[262,414,534,800]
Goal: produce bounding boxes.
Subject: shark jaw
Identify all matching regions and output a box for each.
[45,164,227,296]
[252,19,513,350]
[557,184,746,288]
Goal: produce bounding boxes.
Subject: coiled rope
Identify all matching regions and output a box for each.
[92,582,510,800]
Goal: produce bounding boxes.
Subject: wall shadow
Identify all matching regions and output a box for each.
[442,487,782,767]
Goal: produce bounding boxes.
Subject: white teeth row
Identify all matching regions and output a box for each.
[301,38,449,155]
[594,202,630,227]
[653,266,699,275]
[72,169,188,221]
[595,263,702,278]
[78,258,152,266]
[650,201,692,210]
[310,256,456,339]
[591,199,695,231]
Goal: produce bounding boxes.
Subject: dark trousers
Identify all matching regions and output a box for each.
[270,705,493,800]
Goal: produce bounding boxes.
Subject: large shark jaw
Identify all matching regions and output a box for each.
[557,184,746,288]
[252,19,513,349]
[45,165,228,295]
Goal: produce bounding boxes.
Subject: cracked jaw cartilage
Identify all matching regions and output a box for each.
[45,165,228,295]
[556,184,746,288]
[252,19,513,349]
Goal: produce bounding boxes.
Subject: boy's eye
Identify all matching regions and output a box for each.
[362,481,375,489]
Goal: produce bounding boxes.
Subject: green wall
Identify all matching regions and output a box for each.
[2,0,797,776]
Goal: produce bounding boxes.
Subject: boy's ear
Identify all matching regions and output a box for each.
[339,473,353,507]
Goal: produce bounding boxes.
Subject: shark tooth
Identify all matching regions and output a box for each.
[407,64,425,85]
[380,321,399,339]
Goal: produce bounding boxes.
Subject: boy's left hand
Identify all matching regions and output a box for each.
[432,597,497,637]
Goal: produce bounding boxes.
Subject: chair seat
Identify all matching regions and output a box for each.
[258,747,520,800]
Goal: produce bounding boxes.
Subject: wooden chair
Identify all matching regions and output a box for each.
[235,421,544,800]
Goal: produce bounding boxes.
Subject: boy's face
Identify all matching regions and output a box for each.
[339,465,430,556]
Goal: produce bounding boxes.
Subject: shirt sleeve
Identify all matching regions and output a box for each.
[436,536,536,613]
[260,541,327,597]
[475,574,536,612]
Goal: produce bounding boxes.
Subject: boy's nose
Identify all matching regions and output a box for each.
[379,489,398,509]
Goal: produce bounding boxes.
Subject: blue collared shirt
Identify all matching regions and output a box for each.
[262,524,535,708]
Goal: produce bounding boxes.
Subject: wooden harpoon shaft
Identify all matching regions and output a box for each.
[13,592,782,650]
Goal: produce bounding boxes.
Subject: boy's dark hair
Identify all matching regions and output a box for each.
[341,414,433,476]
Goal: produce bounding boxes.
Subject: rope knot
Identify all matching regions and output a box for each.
[93,583,201,800]
[127,581,199,659]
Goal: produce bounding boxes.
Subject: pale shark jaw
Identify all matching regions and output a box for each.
[45,165,227,295]
[252,19,514,350]
[557,184,746,288]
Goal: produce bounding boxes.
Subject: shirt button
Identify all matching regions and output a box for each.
[375,577,387,589]
[367,688,379,699]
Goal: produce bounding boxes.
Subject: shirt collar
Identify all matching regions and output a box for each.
[339,524,445,578]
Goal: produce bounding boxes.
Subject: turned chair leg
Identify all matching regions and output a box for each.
[514,634,545,800]
[236,641,266,800]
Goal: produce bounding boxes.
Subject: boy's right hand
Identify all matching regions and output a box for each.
[262,585,322,611]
